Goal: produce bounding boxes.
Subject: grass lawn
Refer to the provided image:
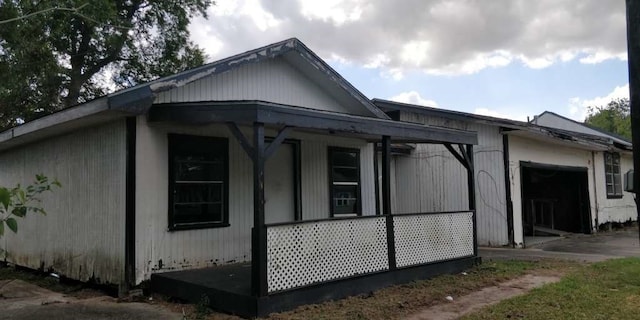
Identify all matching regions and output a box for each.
[256,259,576,320]
[463,258,640,320]
[0,259,580,320]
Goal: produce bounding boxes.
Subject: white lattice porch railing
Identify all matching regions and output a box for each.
[266,216,389,293]
[393,211,474,268]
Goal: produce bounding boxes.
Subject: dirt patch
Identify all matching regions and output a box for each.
[0,279,181,320]
[405,274,561,320]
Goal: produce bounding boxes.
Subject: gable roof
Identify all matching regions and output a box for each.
[0,38,390,151]
[112,38,389,119]
[532,111,632,147]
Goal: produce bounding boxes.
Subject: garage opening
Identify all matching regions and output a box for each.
[521,162,591,238]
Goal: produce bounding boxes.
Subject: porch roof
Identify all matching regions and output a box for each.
[148,100,478,145]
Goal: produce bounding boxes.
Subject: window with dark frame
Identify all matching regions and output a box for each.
[604,152,623,198]
[329,147,361,216]
[168,134,229,230]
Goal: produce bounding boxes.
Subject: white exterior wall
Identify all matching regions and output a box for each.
[592,152,636,225]
[135,116,376,282]
[0,121,127,284]
[508,135,597,247]
[154,57,367,116]
[396,113,509,246]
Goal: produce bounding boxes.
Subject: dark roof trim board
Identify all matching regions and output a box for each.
[148,100,478,145]
[372,98,529,129]
[0,97,110,145]
[373,98,632,152]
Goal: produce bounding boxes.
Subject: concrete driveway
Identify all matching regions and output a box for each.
[480,230,640,263]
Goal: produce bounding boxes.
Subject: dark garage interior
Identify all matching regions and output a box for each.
[521,162,591,236]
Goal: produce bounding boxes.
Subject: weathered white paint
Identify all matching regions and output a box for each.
[0,121,127,284]
[265,143,296,224]
[393,146,468,213]
[134,116,377,282]
[394,113,509,246]
[592,151,636,225]
[508,134,598,247]
[154,56,372,117]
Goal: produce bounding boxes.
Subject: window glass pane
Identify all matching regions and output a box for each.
[332,167,358,182]
[607,184,614,195]
[332,185,358,215]
[169,135,228,228]
[174,203,223,224]
[175,156,224,181]
[614,174,622,195]
[605,153,612,166]
[331,151,358,167]
[606,174,612,184]
[613,164,621,174]
[174,183,223,204]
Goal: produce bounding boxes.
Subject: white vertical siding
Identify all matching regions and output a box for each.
[393,145,468,213]
[298,135,375,220]
[134,117,377,282]
[592,152,636,225]
[0,121,127,284]
[396,113,508,246]
[153,57,369,116]
[508,135,597,247]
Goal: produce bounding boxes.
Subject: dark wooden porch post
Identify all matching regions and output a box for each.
[382,136,397,269]
[466,144,478,257]
[625,0,640,245]
[252,122,268,296]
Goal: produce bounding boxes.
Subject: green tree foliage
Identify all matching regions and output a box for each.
[584,98,632,140]
[0,0,212,129]
[0,174,60,257]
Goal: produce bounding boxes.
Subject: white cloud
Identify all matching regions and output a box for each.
[389,91,438,107]
[474,108,529,121]
[568,84,630,121]
[299,0,364,26]
[189,0,627,75]
[579,51,628,64]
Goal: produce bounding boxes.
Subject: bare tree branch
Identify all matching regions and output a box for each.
[0,4,89,25]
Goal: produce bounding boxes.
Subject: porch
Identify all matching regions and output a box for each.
[147,100,479,317]
[152,210,478,318]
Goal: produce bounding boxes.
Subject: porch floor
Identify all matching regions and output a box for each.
[151,263,255,317]
[151,257,479,319]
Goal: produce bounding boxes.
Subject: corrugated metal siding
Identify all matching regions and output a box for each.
[154,57,361,115]
[508,135,597,247]
[395,113,508,246]
[592,152,636,225]
[0,121,127,284]
[135,118,377,282]
[393,145,468,213]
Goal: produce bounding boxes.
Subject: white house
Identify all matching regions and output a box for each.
[0,39,479,317]
[530,111,636,229]
[373,100,636,248]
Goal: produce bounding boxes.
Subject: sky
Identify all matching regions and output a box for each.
[187,0,630,122]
